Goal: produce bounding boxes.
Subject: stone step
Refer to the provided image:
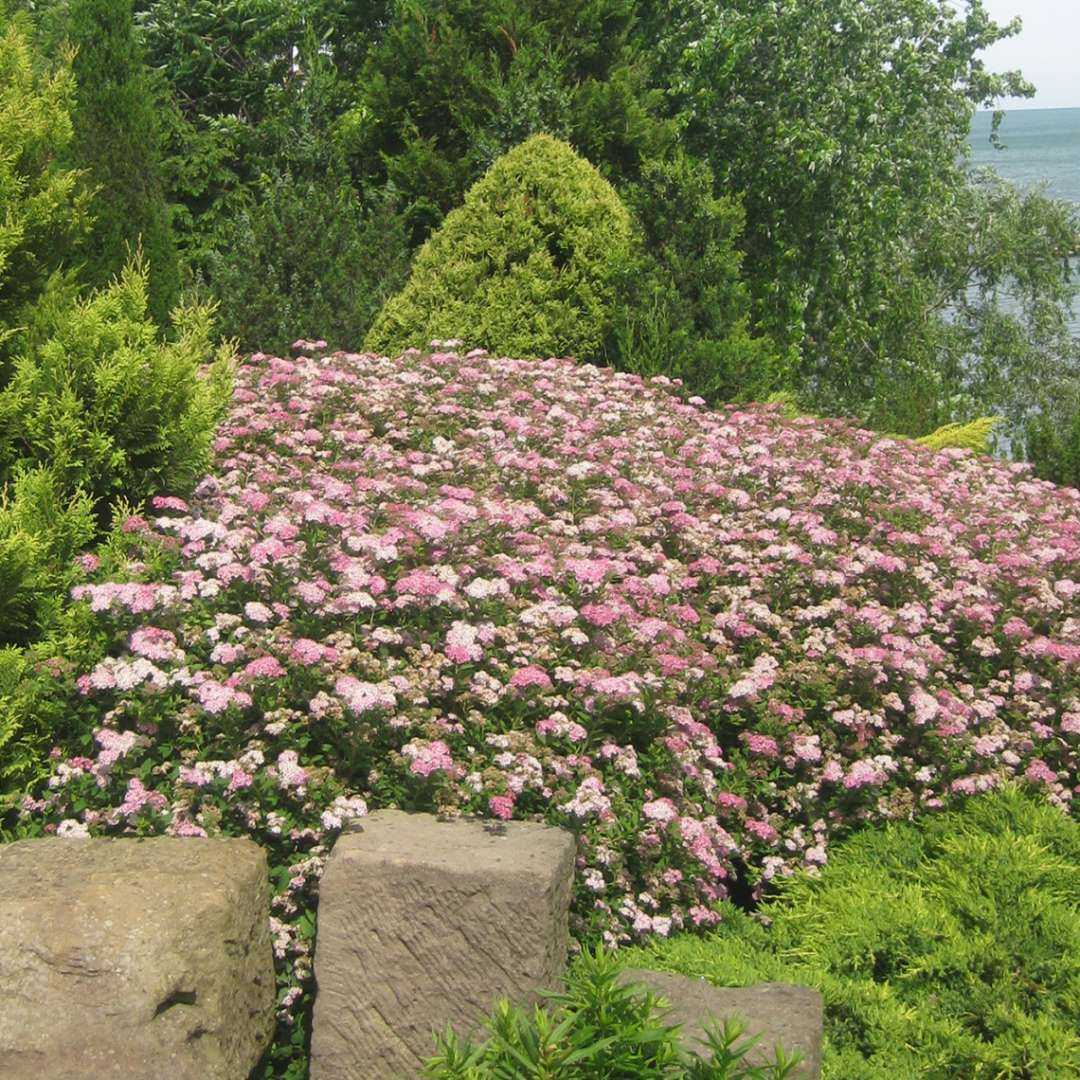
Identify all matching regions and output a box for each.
[309,809,577,1080]
[0,836,275,1080]
[617,969,824,1079]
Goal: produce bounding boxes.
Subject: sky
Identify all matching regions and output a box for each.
[978,0,1080,109]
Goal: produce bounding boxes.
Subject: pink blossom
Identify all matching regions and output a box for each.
[445,621,483,663]
[509,665,553,692]
[335,675,396,714]
[244,601,275,624]
[402,739,456,777]
[244,656,287,679]
[642,797,679,824]
[129,627,180,661]
[1025,759,1057,785]
[274,750,309,790]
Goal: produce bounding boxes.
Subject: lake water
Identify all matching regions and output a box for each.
[968,107,1080,336]
[970,107,1080,207]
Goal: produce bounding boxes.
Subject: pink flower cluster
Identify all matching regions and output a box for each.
[20,343,1080,969]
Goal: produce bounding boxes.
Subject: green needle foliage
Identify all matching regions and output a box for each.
[0,257,233,529]
[915,417,1001,454]
[424,945,802,1079]
[0,9,91,373]
[618,786,1080,1079]
[62,0,179,325]
[366,134,633,361]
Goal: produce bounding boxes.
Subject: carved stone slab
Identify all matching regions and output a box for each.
[0,836,275,1080]
[310,810,577,1079]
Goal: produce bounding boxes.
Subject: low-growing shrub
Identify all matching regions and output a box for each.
[7,346,1080,1075]
[914,416,1000,454]
[425,945,802,1079]
[0,257,234,525]
[365,134,632,359]
[617,786,1080,1079]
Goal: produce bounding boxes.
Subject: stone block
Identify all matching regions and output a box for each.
[0,836,276,1080]
[310,810,577,1080]
[619,970,824,1079]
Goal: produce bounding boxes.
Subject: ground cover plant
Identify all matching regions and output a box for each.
[615,785,1080,1078]
[5,342,1080,1075]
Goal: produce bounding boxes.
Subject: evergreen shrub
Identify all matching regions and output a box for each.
[63,0,180,325]
[617,786,1080,1079]
[0,258,233,525]
[604,152,787,405]
[0,11,91,372]
[206,172,411,357]
[0,465,96,647]
[365,134,632,360]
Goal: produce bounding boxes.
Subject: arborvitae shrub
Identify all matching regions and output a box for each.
[1024,402,1080,489]
[603,152,787,404]
[366,134,633,360]
[0,258,233,527]
[0,465,96,648]
[0,12,91,374]
[63,0,180,325]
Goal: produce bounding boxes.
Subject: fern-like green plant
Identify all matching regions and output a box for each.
[424,944,802,1079]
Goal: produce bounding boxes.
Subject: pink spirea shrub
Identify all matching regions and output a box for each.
[17,346,1080,1020]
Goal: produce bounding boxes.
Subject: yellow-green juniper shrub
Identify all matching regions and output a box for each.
[613,785,1080,1079]
[365,134,632,360]
[0,9,92,372]
[915,416,1001,454]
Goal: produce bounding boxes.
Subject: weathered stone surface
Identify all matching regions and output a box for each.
[310,810,577,1080]
[0,836,276,1080]
[618,970,824,1079]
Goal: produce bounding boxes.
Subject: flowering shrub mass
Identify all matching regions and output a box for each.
[9,343,1080,1067]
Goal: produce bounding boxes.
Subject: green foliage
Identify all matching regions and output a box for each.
[205,169,411,357]
[0,257,234,524]
[0,10,91,371]
[915,417,1001,454]
[636,1,1079,440]
[366,134,633,360]
[340,0,674,246]
[133,0,386,275]
[619,786,1080,1079]
[0,467,99,797]
[424,945,802,1079]
[61,0,179,325]
[0,464,96,646]
[603,151,787,403]
[1024,393,1080,489]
